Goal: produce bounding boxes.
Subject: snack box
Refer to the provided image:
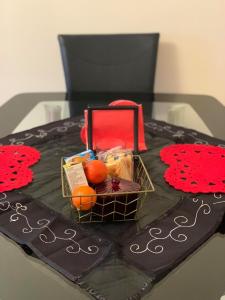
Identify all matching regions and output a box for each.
[64,150,95,165]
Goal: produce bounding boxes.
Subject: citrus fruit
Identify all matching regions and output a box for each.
[84,160,108,184]
[72,185,97,211]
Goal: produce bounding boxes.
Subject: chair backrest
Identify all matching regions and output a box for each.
[58,33,159,99]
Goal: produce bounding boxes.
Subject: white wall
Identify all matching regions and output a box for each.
[1,0,225,106]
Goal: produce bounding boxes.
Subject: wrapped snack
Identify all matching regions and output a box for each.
[63,162,88,192]
[95,177,140,194]
[64,150,95,166]
[98,147,133,181]
[93,177,141,221]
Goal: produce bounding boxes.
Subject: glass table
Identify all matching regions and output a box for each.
[0,92,225,300]
[1,92,225,140]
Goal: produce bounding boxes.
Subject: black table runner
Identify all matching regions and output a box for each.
[0,191,111,281]
[0,117,225,300]
[122,194,225,280]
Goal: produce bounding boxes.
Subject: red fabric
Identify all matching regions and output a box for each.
[160,144,225,193]
[80,99,147,151]
[0,145,41,192]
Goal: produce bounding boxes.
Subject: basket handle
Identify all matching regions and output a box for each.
[87,105,139,154]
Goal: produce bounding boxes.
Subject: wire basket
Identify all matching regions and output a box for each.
[61,155,155,223]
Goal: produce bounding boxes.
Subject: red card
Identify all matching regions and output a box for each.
[80,100,147,151]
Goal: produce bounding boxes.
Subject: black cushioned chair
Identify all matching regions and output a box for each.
[58,33,160,99]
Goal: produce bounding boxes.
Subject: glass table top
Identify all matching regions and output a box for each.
[1,92,225,140]
[0,92,225,300]
[13,100,212,137]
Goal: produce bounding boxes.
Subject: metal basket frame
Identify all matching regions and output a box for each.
[61,155,155,223]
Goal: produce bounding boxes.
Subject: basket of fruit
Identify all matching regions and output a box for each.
[61,104,154,223]
[61,148,154,223]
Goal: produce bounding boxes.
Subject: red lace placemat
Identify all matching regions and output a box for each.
[160,144,225,193]
[0,145,40,192]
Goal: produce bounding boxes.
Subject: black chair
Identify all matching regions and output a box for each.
[58,33,159,93]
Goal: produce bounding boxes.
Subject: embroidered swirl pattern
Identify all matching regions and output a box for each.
[0,121,81,145]
[130,194,225,255]
[145,121,225,148]
[0,193,99,255]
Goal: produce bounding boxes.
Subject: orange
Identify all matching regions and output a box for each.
[84,160,108,184]
[72,185,97,211]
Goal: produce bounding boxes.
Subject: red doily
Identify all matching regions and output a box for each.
[0,145,41,192]
[160,144,225,193]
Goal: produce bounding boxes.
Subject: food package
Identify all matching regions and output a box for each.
[94,177,140,221]
[95,177,140,194]
[64,150,95,166]
[97,147,134,181]
[63,162,88,192]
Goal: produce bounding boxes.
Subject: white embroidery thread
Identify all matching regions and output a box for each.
[0,193,99,255]
[1,121,81,145]
[144,121,225,146]
[130,198,212,255]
